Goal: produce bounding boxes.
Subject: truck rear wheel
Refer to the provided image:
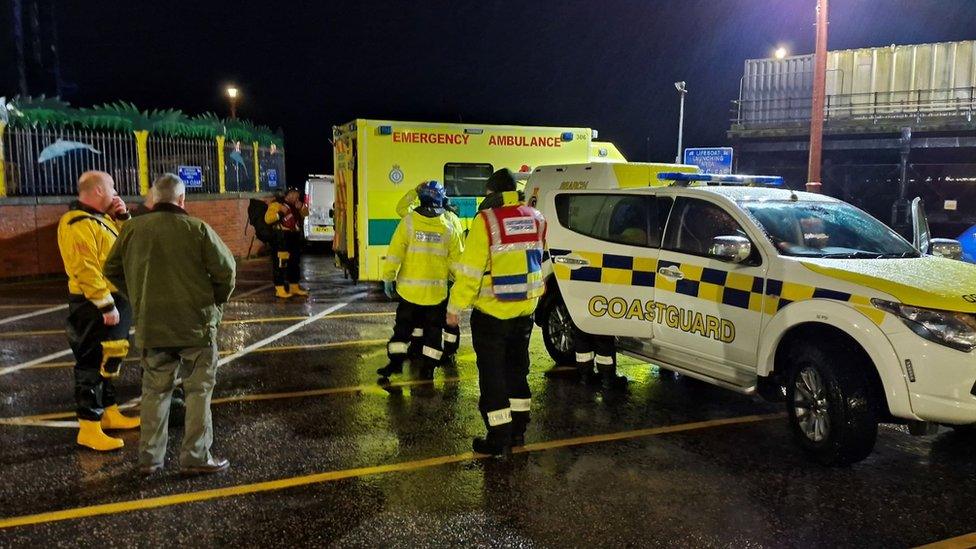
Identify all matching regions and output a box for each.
[540,298,576,366]
[785,341,879,466]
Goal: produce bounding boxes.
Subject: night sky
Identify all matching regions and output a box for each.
[18,1,976,183]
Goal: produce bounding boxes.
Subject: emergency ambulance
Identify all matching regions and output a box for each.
[527,162,976,465]
[331,119,626,281]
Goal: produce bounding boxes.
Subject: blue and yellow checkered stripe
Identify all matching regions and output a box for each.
[550,249,884,323]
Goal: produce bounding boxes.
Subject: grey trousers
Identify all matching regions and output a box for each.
[139,342,218,467]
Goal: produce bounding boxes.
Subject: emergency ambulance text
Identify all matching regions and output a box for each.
[392,132,470,145]
[488,135,562,148]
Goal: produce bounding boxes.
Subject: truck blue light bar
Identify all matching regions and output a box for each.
[657,172,784,187]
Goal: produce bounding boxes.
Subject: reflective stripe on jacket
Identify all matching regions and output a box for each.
[382,210,462,305]
[448,191,546,319]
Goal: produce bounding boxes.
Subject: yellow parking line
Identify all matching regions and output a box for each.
[7,337,388,371]
[0,413,779,529]
[916,532,976,549]
[0,329,63,337]
[1,364,576,425]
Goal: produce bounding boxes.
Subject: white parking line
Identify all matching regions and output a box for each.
[217,293,366,368]
[231,284,274,300]
[0,328,137,377]
[0,349,75,377]
[11,292,369,428]
[0,305,68,327]
[0,285,276,375]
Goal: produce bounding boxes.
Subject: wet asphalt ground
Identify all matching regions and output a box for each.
[0,254,974,548]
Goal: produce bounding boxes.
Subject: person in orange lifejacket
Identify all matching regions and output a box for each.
[265,187,310,298]
[446,169,547,457]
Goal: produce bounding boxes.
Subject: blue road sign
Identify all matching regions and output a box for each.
[683,147,734,175]
[177,165,203,188]
[268,169,279,188]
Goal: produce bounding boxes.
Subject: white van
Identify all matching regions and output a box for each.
[304,175,335,243]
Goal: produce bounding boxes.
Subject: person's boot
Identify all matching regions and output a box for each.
[599,367,628,391]
[473,421,512,457]
[418,357,436,381]
[376,361,403,378]
[180,457,230,475]
[275,285,292,299]
[511,411,530,447]
[77,419,124,451]
[577,361,597,385]
[290,285,309,297]
[472,432,512,457]
[101,405,140,430]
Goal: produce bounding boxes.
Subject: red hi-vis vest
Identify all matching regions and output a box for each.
[482,204,547,301]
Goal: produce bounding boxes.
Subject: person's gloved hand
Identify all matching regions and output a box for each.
[383,281,396,299]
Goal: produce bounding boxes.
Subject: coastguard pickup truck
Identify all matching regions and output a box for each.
[527,162,976,465]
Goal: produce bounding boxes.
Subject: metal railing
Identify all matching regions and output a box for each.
[147,135,220,194]
[0,127,287,198]
[2,127,141,196]
[732,86,976,127]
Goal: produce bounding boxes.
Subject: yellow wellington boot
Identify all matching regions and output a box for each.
[290,286,309,297]
[101,405,140,430]
[275,285,292,299]
[77,420,124,451]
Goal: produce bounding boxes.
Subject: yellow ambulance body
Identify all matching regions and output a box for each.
[332,119,625,281]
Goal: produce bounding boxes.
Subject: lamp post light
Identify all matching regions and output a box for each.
[226,86,240,120]
[774,46,789,60]
[674,81,687,164]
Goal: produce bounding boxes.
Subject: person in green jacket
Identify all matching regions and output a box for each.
[104,173,236,476]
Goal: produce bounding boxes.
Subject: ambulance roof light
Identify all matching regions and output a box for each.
[561,132,574,142]
[378,125,393,135]
[657,172,784,187]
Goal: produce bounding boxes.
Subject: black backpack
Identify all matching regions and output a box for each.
[247,199,275,244]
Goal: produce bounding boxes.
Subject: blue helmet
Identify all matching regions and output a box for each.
[418,180,446,207]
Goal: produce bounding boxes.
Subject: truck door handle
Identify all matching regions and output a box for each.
[553,256,590,268]
[658,266,684,280]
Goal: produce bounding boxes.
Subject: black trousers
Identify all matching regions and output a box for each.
[66,293,132,421]
[574,328,616,371]
[470,309,533,441]
[271,231,304,287]
[432,299,461,357]
[387,300,444,368]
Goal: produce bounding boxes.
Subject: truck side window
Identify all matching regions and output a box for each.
[555,194,662,248]
[663,198,747,256]
[444,163,493,197]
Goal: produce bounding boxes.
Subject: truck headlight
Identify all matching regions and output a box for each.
[872,299,976,352]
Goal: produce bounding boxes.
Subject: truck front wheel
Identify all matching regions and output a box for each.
[540,298,576,366]
[785,341,879,466]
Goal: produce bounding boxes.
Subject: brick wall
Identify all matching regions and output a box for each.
[0,194,265,279]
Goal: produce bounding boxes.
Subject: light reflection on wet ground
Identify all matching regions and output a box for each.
[0,255,974,547]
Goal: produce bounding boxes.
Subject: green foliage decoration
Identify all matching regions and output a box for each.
[3,96,284,147]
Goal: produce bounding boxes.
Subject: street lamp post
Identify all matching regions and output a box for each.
[226,86,240,120]
[674,81,687,163]
[806,0,829,193]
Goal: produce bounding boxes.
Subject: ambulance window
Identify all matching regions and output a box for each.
[555,194,658,247]
[663,198,749,257]
[444,163,493,197]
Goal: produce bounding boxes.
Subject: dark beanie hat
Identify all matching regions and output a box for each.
[486,168,517,194]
